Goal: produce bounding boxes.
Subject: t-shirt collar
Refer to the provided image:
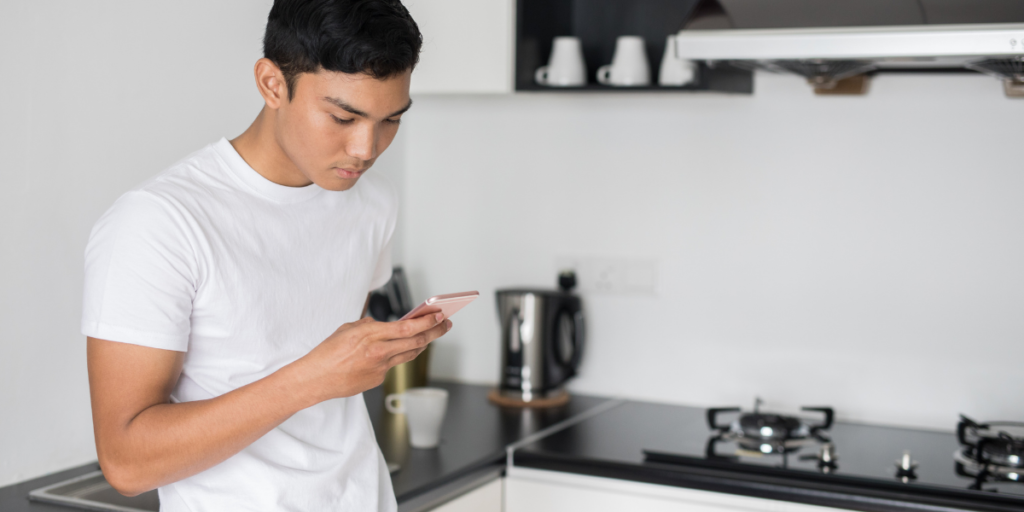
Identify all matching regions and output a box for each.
[214,138,323,204]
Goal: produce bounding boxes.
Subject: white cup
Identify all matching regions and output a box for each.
[535,36,587,87]
[385,387,449,449]
[597,36,650,87]
[658,35,697,86]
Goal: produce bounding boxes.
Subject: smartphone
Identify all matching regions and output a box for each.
[399,291,480,321]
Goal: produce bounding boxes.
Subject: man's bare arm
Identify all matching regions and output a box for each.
[87,313,450,496]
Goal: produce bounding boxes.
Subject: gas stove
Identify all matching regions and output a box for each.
[641,401,1024,507]
[499,394,1024,512]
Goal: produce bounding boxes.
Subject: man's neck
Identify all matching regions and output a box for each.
[230,108,313,188]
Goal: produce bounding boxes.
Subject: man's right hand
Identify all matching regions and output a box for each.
[295,312,452,402]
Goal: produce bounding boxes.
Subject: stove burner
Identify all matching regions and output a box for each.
[955,414,1024,489]
[706,398,835,469]
[978,433,1024,468]
[738,412,804,442]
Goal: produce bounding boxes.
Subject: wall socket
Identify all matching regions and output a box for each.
[556,256,659,295]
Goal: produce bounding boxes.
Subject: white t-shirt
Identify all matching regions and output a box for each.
[82,138,398,512]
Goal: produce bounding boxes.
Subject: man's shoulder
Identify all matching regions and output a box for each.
[132,140,231,201]
[93,140,236,240]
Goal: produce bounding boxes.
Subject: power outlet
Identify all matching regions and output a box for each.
[556,256,659,295]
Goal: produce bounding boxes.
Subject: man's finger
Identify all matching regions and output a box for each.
[374,311,443,340]
[387,345,427,367]
[381,320,451,357]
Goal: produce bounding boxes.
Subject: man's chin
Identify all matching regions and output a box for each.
[314,176,360,192]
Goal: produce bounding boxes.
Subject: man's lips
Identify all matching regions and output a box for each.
[334,168,365,179]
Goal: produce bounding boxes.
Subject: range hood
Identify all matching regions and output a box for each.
[674,0,1024,95]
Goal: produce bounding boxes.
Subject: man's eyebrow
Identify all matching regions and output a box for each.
[387,99,413,118]
[322,97,413,119]
[323,97,368,117]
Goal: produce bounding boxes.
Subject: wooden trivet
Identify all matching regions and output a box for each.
[487,388,570,408]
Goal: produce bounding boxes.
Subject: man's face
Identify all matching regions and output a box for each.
[273,69,411,191]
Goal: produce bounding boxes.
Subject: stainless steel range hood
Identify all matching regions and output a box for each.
[674,0,1024,95]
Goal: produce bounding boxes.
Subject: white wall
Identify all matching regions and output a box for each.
[402,72,1024,430]
[0,0,274,487]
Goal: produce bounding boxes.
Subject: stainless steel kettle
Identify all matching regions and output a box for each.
[496,273,584,402]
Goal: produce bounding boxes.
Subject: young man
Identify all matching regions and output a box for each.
[82,1,437,510]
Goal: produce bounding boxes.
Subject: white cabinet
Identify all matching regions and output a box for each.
[428,477,503,512]
[506,467,849,512]
[404,0,515,94]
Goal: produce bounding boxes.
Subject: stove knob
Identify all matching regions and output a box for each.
[895,450,918,482]
[821,443,835,464]
[818,443,838,473]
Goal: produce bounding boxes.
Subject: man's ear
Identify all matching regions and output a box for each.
[253,58,289,109]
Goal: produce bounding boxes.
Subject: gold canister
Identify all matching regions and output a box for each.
[380,345,431,466]
[383,344,432,396]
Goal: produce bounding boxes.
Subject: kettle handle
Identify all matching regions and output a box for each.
[562,309,585,376]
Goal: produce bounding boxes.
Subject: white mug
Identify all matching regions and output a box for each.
[535,36,586,87]
[597,36,650,87]
[658,35,697,86]
[385,387,449,449]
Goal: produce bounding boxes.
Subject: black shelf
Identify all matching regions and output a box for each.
[515,0,753,94]
[517,85,705,93]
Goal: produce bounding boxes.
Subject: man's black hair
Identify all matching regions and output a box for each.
[263,0,422,100]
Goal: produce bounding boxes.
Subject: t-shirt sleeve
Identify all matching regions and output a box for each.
[81,190,197,352]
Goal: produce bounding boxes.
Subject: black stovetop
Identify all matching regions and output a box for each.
[688,408,1024,496]
[514,400,1024,512]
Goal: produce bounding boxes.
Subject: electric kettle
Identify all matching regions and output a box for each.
[494,272,584,405]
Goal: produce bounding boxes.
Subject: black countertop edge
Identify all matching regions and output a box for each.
[394,453,505,504]
[641,451,1024,511]
[512,453,1023,512]
[398,464,504,512]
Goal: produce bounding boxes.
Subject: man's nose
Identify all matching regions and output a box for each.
[346,123,376,162]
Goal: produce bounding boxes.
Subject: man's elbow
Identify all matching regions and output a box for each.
[98,453,153,497]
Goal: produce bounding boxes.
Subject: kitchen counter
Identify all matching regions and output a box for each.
[0,381,610,512]
[10,388,1017,512]
[365,380,609,510]
[511,400,1024,512]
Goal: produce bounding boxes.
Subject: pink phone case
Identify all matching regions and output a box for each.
[400,291,480,321]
